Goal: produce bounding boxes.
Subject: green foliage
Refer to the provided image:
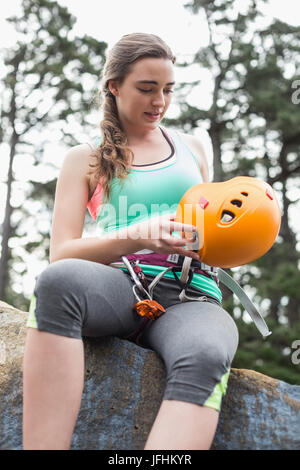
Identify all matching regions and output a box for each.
[0,0,107,302]
[231,317,300,385]
[244,61,300,137]
[178,0,300,384]
[2,0,107,139]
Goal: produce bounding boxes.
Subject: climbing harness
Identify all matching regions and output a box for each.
[110,252,272,339]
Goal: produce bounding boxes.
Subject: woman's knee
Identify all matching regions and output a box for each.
[170,336,232,378]
[162,329,237,410]
[33,259,88,338]
[165,309,239,383]
[191,306,239,373]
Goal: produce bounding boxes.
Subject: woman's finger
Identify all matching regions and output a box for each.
[166,236,198,250]
[163,220,197,234]
[168,213,177,221]
[173,247,200,260]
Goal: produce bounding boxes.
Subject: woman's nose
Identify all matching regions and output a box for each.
[152,91,165,108]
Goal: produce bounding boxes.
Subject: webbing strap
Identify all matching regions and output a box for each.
[177,257,272,338]
[218,268,272,338]
[179,256,192,284]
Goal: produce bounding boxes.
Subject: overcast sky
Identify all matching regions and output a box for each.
[1,0,299,52]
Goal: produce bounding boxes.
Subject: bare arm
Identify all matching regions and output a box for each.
[49,145,141,265]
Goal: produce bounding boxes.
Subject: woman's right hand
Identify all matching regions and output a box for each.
[128,213,200,261]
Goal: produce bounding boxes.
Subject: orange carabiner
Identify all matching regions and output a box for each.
[133,299,165,321]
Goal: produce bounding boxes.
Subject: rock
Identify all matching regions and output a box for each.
[212,369,300,450]
[1,300,299,450]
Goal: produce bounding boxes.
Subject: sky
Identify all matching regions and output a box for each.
[0,0,300,297]
[1,0,299,52]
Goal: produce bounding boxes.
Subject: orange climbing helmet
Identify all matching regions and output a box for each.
[176,176,281,268]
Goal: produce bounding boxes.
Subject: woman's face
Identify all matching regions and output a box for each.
[109,57,175,133]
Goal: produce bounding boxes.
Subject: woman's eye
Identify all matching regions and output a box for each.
[138,88,174,94]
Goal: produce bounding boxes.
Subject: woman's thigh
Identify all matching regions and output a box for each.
[140,300,239,364]
[139,300,239,408]
[31,258,143,339]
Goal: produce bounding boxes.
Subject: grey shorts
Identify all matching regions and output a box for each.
[27,258,239,411]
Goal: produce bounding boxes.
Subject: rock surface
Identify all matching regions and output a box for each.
[0,300,299,450]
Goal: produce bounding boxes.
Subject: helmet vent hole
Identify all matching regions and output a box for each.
[231,199,242,207]
[221,210,235,223]
[241,192,248,196]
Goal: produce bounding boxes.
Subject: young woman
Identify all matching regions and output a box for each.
[23,33,239,450]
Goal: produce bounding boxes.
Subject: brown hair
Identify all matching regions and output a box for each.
[87,33,176,202]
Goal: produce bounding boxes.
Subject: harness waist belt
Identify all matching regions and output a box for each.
[111,254,272,339]
[114,252,217,282]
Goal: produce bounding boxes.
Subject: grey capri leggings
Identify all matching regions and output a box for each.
[30,258,239,412]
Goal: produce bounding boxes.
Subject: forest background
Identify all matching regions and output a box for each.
[1,0,300,384]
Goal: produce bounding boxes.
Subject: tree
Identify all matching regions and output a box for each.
[166,0,269,180]
[165,0,300,322]
[0,0,107,306]
[164,0,300,382]
[239,22,300,325]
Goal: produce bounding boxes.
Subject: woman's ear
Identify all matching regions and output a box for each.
[108,80,119,97]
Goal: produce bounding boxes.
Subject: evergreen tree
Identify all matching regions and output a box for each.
[165,0,300,383]
[240,20,300,326]
[0,0,107,308]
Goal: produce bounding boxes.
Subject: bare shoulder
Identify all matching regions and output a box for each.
[63,143,93,173]
[178,131,206,157]
[62,143,97,198]
[177,131,210,182]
